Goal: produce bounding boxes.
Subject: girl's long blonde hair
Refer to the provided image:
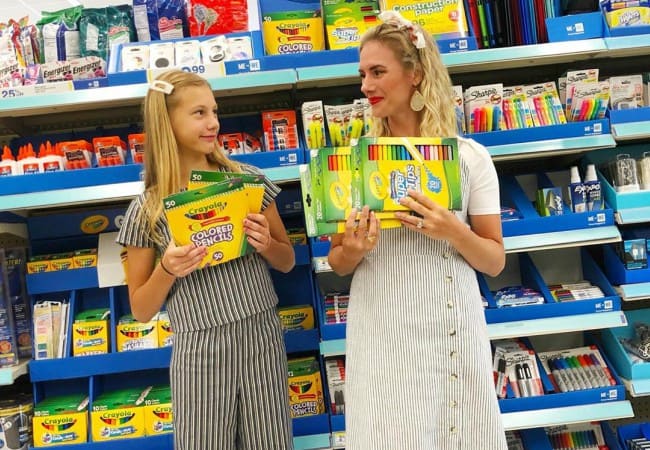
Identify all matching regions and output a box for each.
[360,21,457,138]
[141,69,240,244]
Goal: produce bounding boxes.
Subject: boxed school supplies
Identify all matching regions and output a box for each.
[157,311,174,348]
[322,0,379,50]
[188,169,265,214]
[116,314,159,352]
[278,305,315,330]
[90,388,147,441]
[33,395,89,447]
[72,308,110,356]
[163,179,251,267]
[260,0,325,55]
[379,0,469,39]
[287,357,326,418]
[142,385,173,435]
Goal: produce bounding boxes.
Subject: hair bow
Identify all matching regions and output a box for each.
[378,10,427,49]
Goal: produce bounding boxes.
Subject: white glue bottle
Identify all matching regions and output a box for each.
[0,145,17,176]
[584,164,603,211]
[568,166,586,213]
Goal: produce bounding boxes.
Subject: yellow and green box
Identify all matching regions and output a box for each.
[157,311,174,348]
[27,255,51,274]
[72,309,110,356]
[50,252,74,271]
[287,357,325,418]
[278,305,315,331]
[73,249,98,269]
[143,386,173,436]
[116,314,158,352]
[323,0,379,50]
[91,388,147,442]
[33,394,88,447]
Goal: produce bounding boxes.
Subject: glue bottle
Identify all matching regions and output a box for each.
[0,145,17,176]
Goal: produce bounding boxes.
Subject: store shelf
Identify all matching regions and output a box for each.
[604,34,650,53]
[0,360,29,385]
[503,225,621,253]
[313,256,332,273]
[320,339,346,357]
[500,401,634,431]
[0,221,27,239]
[294,433,332,450]
[615,207,650,225]
[616,282,650,302]
[265,165,300,183]
[486,311,627,340]
[611,121,650,142]
[622,377,650,397]
[487,134,616,162]
[0,70,297,118]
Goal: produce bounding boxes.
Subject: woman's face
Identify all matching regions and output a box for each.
[359,40,418,119]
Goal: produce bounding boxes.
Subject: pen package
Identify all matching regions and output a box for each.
[567,81,610,122]
[523,82,567,127]
[504,350,544,398]
[355,136,462,213]
[537,345,617,393]
[302,101,326,150]
[502,85,534,130]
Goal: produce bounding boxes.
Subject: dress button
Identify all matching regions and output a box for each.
[450,373,458,381]
[447,300,454,309]
[443,252,451,259]
[445,275,453,283]
[450,351,458,358]
[449,400,457,408]
[448,328,457,336]
[450,426,458,434]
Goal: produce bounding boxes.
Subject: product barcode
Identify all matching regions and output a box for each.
[593,123,602,134]
[249,60,261,71]
[604,300,613,309]
[289,154,298,163]
[597,213,605,223]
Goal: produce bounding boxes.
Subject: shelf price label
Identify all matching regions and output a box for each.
[149,63,227,82]
[2,81,74,99]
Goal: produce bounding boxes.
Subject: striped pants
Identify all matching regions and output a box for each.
[171,308,293,450]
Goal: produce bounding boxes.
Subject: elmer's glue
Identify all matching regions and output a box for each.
[39,141,65,172]
[0,146,17,176]
[18,143,41,174]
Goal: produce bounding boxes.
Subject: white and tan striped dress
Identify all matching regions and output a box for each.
[345,137,508,450]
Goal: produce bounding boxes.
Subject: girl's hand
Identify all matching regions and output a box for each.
[244,213,272,252]
[341,206,380,258]
[395,189,459,240]
[161,241,207,277]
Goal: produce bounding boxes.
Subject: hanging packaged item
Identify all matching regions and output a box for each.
[80,6,134,64]
[36,6,83,63]
[187,0,249,35]
[132,0,186,42]
[260,0,324,55]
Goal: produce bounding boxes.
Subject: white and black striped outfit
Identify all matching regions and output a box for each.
[116,164,293,450]
[345,138,508,449]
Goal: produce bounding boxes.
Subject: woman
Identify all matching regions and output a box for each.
[327,11,508,450]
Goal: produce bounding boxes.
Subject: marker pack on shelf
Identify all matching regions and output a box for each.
[301,136,462,237]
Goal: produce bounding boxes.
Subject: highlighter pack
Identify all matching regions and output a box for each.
[301,136,462,237]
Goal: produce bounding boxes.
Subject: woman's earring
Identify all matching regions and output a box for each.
[410,90,425,112]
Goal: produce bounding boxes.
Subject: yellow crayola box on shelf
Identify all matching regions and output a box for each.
[157,311,174,347]
[116,314,158,352]
[73,309,110,356]
[163,179,251,267]
[91,388,147,441]
[33,394,89,447]
[278,305,315,330]
[73,249,98,269]
[323,0,379,49]
[287,357,325,418]
[261,0,325,55]
[379,0,468,39]
[188,170,265,214]
[143,385,173,435]
[27,255,51,273]
[50,252,74,271]
[354,136,462,214]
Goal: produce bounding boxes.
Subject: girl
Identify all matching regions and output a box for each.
[116,69,295,450]
[327,11,508,450]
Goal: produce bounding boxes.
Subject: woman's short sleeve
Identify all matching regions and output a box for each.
[240,164,281,210]
[459,137,501,216]
[116,195,155,248]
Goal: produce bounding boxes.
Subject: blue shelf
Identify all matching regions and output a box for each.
[293,434,332,450]
[504,225,621,253]
[320,339,346,357]
[27,268,99,295]
[29,347,172,382]
[284,328,320,354]
[604,34,650,50]
[617,282,650,301]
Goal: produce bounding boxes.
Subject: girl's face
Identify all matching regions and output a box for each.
[169,84,220,158]
[359,40,418,119]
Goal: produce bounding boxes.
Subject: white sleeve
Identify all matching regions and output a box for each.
[459,137,501,216]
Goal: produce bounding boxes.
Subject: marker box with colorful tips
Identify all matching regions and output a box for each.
[90,388,147,442]
[33,394,89,447]
[116,314,158,352]
[163,179,251,268]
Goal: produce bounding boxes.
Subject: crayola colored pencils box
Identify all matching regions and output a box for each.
[33,395,89,447]
[163,179,251,267]
[356,136,462,213]
[73,309,110,356]
[91,388,146,441]
[188,170,265,214]
[278,304,315,330]
[116,314,158,352]
[143,385,173,435]
[287,357,326,418]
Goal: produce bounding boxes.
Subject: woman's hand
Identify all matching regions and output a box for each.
[161,241,207,277]
[341,206,380,257]
[395,189,459,240]
[244,213,272,252]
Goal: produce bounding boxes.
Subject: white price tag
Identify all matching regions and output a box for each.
[331,431,346,447]
[2,81,74,98]
[148,63,226,82]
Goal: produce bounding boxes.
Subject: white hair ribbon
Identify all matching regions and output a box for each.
[378,10,427,49]
[149,79,174,95]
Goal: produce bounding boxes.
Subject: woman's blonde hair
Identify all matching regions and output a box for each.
[360,21,457,138]
[141,69,240,244]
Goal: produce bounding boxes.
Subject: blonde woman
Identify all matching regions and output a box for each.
[327,12,508,450]
[116,70,294,450]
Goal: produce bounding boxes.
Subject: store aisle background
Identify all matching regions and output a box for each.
[0,0,127,23]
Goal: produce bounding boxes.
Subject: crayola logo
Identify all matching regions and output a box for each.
[100,411,135,425]
[42,418,76,431]
[290,381,313,394]
[76,326,104,336]
[328,182,349,211]
[161,323,172,333]
[120,326,155,338]
[186,201,227,220]
[368,171,388,200]
[153,407,172,419]
[80,215,109,234]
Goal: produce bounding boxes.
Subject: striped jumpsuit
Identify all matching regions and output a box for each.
[345,138,508,450]
[116,165,293,450]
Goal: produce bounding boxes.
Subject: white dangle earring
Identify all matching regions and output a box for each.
[410,89,425,112]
